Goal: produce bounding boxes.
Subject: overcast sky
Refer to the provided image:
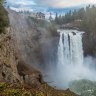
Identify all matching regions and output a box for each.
[7,0,96,8]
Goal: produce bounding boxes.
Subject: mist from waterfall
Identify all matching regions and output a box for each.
[46,29,96,89]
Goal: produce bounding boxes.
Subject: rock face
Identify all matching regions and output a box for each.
[0,28,44,85]
[17,60,44,86]
[0,29,20,83]
[0,8,48,86]
[83,32,96,56]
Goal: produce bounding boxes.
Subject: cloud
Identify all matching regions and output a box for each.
[7,0,36,7]
[7,0,96,8]
[33,0,96,8]
[15,1,36,6]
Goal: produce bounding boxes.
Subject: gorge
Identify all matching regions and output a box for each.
[7,9,96,95]
[1,0,96,95]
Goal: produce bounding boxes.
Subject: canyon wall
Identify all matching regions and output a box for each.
[0,28,20,83]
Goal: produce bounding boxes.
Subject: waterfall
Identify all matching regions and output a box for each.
[45,29,96,89]
[57,30,84,67]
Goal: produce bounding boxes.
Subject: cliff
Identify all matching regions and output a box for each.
[0,24,44,87]
[0,28,20,83]
[0,0,21,83]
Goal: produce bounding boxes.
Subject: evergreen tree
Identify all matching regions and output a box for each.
[49,12,53,21]
[55,13,59,24]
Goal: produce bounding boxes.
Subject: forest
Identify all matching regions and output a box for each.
[0,0,9,33]
[54,5,96,34]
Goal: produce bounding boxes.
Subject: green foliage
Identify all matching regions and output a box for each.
[0,82,76,96]
[35,92,45,96]
[55,13,59,24]
[22,91,32,96]
[54,11,73,24]
[5,89,20,96]
[0,0,9,33]
[0,82,7,91]
[54,5,96,30]
[69,79,96,96]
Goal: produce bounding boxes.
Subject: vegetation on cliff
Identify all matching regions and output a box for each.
[0,82,76,96]
[0,0,9,33]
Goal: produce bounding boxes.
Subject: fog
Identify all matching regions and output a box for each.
[44,54,96,90]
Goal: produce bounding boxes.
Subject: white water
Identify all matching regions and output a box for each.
[57,30,83,67]
[46,29,96,89]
